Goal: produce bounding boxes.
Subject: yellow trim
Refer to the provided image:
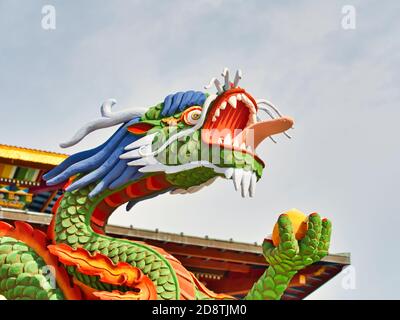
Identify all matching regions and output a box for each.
[0,164,16,178]
[0,144,67,166]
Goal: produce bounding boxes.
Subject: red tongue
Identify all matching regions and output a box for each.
[235,117,294,149]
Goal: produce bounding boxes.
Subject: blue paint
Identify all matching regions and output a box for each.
[44,117,145,198]
[161,94,174,117]
[160,91,206,117]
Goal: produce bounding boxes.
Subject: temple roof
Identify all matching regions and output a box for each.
[0,144,67,169]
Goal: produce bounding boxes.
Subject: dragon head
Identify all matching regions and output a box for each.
[44,68,293,199]
[120,68,293,197]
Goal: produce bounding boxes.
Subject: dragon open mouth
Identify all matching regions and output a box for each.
[201,87,294,161]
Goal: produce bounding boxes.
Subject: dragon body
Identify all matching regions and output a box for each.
[0,69,331,300]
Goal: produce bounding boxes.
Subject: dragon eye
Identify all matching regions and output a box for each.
[182,106,202,126]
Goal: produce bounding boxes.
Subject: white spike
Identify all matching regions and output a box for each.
[241,171,251,197]
[125,133,157,151]
[243,95,256,113]
[222,68,230,91]
[228,96,237,108]
[212,116,217,122]
[224,133,232,146]
[120,145,152,160]
[233,70,242,88]
[237,94,242,101]
[215,108,220,117]
[204,77,223,94]
[233,168,243,191]
[249,173,257,197]
[220,101,227,110]
[224,168,234,179]
[128,158,151,166]
[120,149,141,160]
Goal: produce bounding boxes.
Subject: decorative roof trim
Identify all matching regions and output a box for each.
[0,144,67,167]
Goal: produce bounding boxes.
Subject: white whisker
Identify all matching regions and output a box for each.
[257,106,276,120]
[283,132,292,139]
[256,99,284,118]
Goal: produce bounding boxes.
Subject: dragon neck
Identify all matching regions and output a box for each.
[86,173,173,234]
[51,173,186,300]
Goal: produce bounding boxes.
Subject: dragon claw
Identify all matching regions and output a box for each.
[263,213,332,271]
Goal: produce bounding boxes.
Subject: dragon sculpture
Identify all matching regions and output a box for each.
[0,68,331,300]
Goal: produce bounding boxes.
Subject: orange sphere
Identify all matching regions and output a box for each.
[272,209,308,246]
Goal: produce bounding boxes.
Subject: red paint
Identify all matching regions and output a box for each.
[90,174,172,233]
[127,122,154,135]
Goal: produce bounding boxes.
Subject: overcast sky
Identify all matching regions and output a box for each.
[1,0,399,299]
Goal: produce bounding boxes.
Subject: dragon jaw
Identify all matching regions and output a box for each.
[201,86,294,166]
[122,69,294,198]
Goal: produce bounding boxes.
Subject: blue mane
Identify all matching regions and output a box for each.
[43,118,143,198]
[160,91,206,117]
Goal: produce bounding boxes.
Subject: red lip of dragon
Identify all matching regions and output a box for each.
[0,68,332,300]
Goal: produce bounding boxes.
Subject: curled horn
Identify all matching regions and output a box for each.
[60,99,147,148]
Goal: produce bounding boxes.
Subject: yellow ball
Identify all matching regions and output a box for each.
[272,209,308,246]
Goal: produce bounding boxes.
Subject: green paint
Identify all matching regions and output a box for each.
[0,85,331,300]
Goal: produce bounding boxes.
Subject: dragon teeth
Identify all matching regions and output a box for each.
[249,173,257,197]
[220,101,227,110]
[232,168,243,191]
[241,170,252,197]
[224,133,232,146]
[241,94,257,113]
[228,96,237,108]
[226,168,257,198]
[224,168,234,179]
